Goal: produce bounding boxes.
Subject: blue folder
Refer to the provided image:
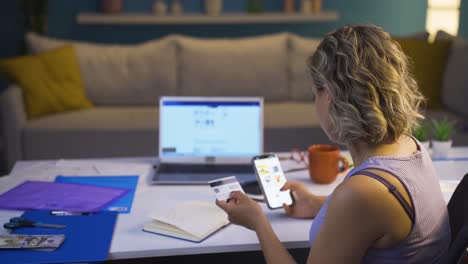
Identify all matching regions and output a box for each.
[55,175,139,214]
[1,210,118,264]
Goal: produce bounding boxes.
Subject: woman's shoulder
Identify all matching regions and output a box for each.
[336,169,412,212]
[331,170,413,247]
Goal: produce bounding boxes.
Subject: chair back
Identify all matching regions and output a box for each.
[445,173,468,264]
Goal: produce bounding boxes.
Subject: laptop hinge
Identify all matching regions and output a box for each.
[205,156,216,164]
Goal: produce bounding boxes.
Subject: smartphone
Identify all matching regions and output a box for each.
[252,153,293,209]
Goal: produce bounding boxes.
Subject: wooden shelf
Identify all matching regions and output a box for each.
[77,11,339,25]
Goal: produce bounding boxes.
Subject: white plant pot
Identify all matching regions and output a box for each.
[432,140,452,159]
[420,141,430,151]
[205,0,222,16]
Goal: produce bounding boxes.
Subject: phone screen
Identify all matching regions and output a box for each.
[253,155,293,209]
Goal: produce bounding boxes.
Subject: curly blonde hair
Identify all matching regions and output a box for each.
[308,24,425,146]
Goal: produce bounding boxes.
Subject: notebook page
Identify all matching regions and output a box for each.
[151,201,229,238]
[147,220,198,241]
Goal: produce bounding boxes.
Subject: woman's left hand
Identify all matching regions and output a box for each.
[216,191,267,231]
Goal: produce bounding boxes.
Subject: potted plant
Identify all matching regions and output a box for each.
[431,117,456,159]
[413,122,430,150]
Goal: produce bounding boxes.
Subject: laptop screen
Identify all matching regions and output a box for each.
[159,97,263,162]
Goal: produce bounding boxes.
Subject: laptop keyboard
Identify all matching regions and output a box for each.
[157,163,254,174]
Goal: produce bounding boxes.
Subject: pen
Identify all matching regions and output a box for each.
[50,211,93,216]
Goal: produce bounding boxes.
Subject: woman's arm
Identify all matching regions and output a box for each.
[256,217,297,264]
[306,176,388,263]
[217,192,297,264]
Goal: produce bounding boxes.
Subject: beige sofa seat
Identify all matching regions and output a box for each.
[23,107,158,160]
[19,102,325,161]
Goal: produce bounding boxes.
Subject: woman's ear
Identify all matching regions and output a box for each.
[324,82,333,103]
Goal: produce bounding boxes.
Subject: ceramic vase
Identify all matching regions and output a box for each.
[311,0,322,13]
[205,0,223,16]
[101,0,123,14]
[432,140,452,159]
[171,0,183,15]
[283,0,295,13]
[420,141,430,151]
[300,0,312,14]
[153,0,167,15]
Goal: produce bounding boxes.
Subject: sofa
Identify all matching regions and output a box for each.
[1,31,467,170]
[0,32,331,170]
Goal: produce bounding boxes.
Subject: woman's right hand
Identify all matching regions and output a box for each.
[281,181,326,219]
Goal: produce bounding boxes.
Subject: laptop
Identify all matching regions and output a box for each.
[151,96,264,185]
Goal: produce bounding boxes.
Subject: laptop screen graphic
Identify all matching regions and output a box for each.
[160,100,262,157]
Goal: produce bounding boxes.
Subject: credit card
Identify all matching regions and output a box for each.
[208,176,244,201]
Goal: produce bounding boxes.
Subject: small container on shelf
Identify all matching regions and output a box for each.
[171,0,183,15]
[205,0,223,16]
[100,0,123,14]
[153,0,168,16]
[311,0,322,14]
[300,0,312,14]
[283,0,295,14]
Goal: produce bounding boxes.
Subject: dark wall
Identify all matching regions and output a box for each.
[47,0,428,44]
[0,1,24,59]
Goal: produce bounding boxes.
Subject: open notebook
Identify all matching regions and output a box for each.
[143,201,230,243]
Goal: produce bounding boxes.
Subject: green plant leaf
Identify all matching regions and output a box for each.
[413,122,430,141]
[431,117,456,141]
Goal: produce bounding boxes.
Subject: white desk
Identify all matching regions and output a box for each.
[1,148,468,260]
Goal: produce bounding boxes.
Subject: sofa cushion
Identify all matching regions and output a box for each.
[23,107,159,159]
[26,33,177,106]
[442,38,468,118]
[0,45,93,119]
[176,33,289,101]
[22,103,321,159]
[289,35,321,101]
[395,38,452,109]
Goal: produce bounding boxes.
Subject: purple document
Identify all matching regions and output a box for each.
[0,181,130,212]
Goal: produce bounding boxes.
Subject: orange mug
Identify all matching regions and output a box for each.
[308,144,349,184]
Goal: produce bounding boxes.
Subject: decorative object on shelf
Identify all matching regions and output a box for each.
[311,0,322,14]
[19,0,48,34]
[247,0,264,14]
[283,0,295,13]
[300,0,312,14]
[413,121,431,150]
[205,0,223,16]
[170,0,183,15]
[431,117,456,159]
[76,11,340,25]
[100,0,123,14]
[153,0,168,15]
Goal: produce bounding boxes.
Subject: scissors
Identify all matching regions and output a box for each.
[3,217,66,231]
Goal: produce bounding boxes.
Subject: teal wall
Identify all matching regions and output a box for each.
[459,0,468,38]
[47,0,428,44]
[0,1,24,59]
[0,0,429,59]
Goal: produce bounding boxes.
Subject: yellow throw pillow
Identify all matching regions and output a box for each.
[394,38,452,109]
[0,45,93,119]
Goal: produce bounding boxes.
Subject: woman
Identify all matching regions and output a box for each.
[216,24,450,263]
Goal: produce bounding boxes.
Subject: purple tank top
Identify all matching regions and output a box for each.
[309,139,451,263]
